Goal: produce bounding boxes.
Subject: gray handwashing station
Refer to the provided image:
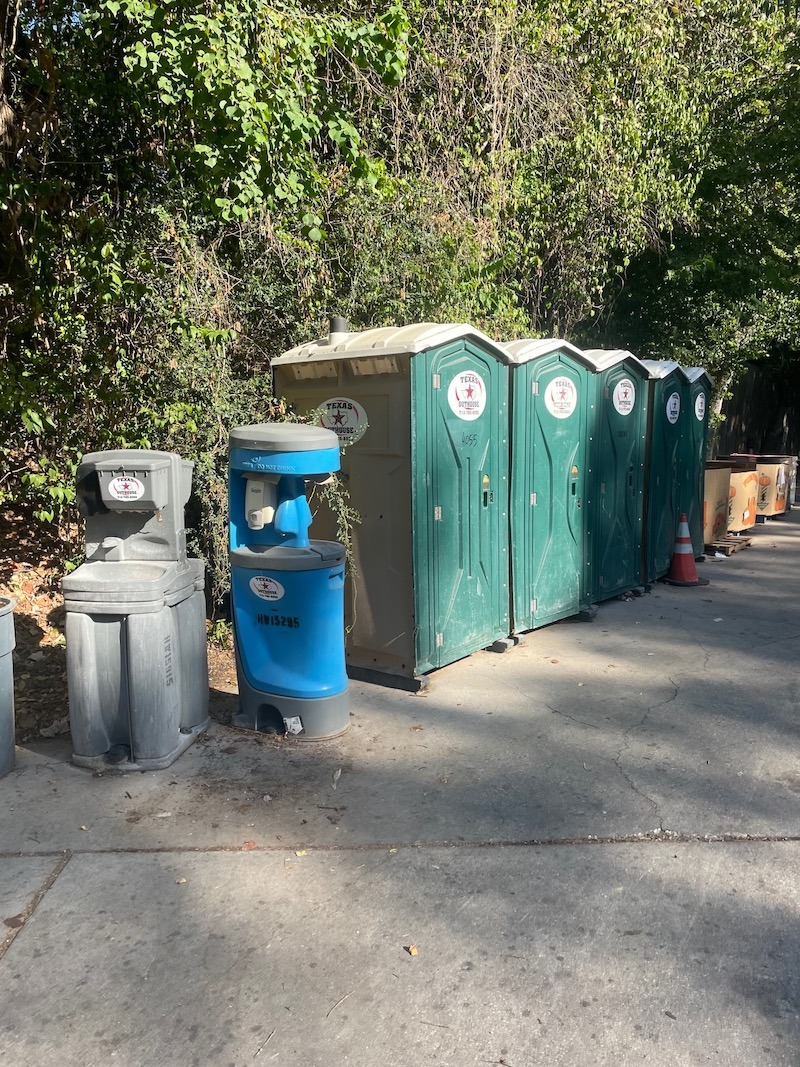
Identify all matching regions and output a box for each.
[63,450,209,770]
[0,597,15,777]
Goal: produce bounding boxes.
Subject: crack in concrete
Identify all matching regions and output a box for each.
[545,704,600,730]
[612,677,680,815]
[0,834,797,861]
[0,851,72,962]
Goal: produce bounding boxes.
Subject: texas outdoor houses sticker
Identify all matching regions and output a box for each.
[666,391,681,424]
[695,393,707,421]
[107,476,145,501]
[612,378,636,416]
[448,371,486,421]
[318,397,368,445]
[544,376,578,419]
[249,576,285,602]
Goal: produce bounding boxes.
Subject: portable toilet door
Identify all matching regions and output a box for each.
[680,367,714,556]
[640,360,691,582]
[271,321,510,682]
[504,338,595,632]
[582,349,649,602]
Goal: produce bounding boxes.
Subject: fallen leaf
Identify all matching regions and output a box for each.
[389,848,398,854]
[39,717,70,738]
[410,725,424,732]
[175,877,187,884]
[295,849,308,857]
[406,944,419,956]
[80,824,90,831]
[241,840,257,851]
[3,914,25,929]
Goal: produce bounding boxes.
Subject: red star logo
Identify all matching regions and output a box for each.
[331,411,346,426]
[465,384,475,399]
[559,389,567,400]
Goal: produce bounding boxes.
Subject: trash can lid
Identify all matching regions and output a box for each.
[229,423,339,453]
[230,541,345,572]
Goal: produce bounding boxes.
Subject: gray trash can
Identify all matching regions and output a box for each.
[0,597,15,777]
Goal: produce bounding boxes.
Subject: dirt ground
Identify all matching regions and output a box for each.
[0,508,237,742]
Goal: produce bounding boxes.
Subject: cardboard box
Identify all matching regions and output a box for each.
[723,454,795,516]
[755,462,787,515]
[727,467,758,532]
[703,466,731,544]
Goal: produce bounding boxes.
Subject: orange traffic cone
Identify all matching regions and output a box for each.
[663,514,709,587]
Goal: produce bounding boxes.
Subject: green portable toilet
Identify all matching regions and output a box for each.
[503,338,595,631]
[640,360,691,582]
[582,349,650,602]
[679,367,714,556]
[271,321,510,684]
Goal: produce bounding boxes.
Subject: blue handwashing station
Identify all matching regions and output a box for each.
[228,423,350,739]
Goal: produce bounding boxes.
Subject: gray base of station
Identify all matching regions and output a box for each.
[234,673,350,741]
[71,718,210,772]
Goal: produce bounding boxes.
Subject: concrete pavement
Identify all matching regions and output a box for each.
[1,512,800,1065]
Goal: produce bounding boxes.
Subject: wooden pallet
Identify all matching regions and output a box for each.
[705,536,752,556]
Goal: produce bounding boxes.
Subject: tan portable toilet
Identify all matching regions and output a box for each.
[271,321,511,686]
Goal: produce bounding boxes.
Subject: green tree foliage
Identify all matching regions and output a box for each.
[1,0,797,601]
[595,2,800,398]
[0,0,410,598]
[355,0,784,333]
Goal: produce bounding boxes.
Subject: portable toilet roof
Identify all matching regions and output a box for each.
[582,348,651,376]
[275,322,510,366]
[502,337,596,368]
[683,366,715,387]
[639,359,691,382]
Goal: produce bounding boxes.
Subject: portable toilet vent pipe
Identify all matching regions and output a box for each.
[228,423,349,739]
